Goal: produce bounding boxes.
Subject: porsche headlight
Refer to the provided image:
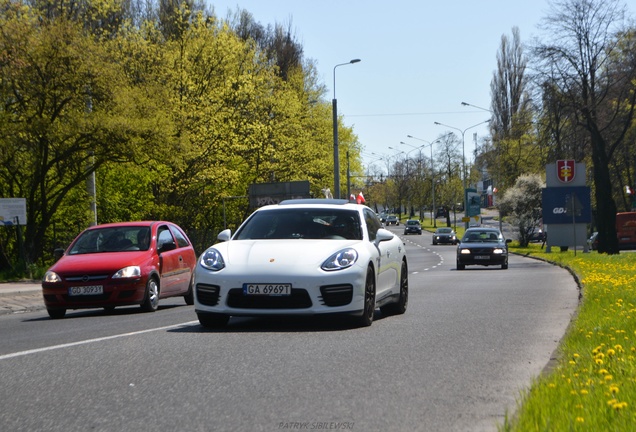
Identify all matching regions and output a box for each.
[493,248,505,254]
[113,266,141,279]
[460,249,471,254]
[321,248,358,271]
[200,248,225,271]
[43,271,62,283]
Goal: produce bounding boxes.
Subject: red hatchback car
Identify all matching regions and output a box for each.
[42,221,197,319]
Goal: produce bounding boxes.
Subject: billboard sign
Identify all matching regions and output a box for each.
[542,186,592,224]
[248,181,311,208]
[0,198,27,226]
[465,188,481,217]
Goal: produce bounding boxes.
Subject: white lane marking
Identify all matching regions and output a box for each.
[0,320,199,361]
[401,235,444,271]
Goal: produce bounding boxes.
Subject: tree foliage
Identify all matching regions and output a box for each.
[532,0,636,254]
[0,0,362,269]
[487,26,539,191]
[498,174,545,247]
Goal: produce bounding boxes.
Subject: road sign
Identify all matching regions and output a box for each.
[0,198,27,225]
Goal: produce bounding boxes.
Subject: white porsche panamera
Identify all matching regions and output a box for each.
[193,199,408,328]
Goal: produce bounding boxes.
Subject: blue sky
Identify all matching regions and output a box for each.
[207,1,627,172]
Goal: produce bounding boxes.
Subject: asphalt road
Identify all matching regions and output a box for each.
[0,226,579,432]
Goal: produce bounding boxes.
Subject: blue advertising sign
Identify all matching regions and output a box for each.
[542,187,592,224]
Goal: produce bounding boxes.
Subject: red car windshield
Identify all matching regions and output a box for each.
[68,227,151,254]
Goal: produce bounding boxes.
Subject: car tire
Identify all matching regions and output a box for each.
[457,262,465,270]
[502,261,508,270]
[357,266,376,327]
[184,275,194,305]
[47,308,66,319]
[198,312,230,328]
[381,260,408,316]
[140,277,159,312]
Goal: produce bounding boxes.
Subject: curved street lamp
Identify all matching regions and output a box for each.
[434,120,490,225]
[406,133,451,227]
[460,101,493,113]
[333,59,361,199]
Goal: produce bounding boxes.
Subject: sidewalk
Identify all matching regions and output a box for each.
[0,281,44,315]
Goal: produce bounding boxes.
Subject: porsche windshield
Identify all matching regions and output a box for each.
[235,209,362,240]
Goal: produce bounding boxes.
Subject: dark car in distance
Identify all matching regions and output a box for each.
[432,227,457,245]
[456,228,511,270]
[385,215,399,226]
[403,219,422,235]
[42,221,197,319]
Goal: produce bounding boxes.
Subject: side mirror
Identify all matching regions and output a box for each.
[53,248,65,261]
[158,241,177,253]
[375,228,394,243]
[217,229,232,242]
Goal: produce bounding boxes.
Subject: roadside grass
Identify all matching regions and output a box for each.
[501,244,636,430]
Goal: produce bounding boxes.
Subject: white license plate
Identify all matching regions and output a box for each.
[243,284,291,296]
[68,285,103,296]
[475,255,490,260]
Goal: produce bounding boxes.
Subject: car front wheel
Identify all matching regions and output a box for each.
[184,275,194,305]
[47,308,66,319]
[140,277,159,312]
[356,266,376,327]
[381,259,408,316]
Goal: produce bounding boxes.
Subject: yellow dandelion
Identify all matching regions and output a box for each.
[607,399,618,406]
[607,349,616,357]
[596,358,604,365]
[605,375,613,381]
[573,353,580,358]
[569,360,576,365]
[599,369,609,375]
[576,417,584,423]
[609,385,619,394]
[580,389,589,395]
[548,383,556,388]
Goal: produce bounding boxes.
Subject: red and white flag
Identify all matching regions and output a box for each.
[356,192,365,204]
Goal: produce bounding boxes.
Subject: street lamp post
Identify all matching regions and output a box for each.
[461,101,492,113]
[405,134,450,228]
[333,59,361,199]
[434,120,489,225]
[461,101,502,231]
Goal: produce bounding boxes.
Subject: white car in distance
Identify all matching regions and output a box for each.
[194,199,408,328]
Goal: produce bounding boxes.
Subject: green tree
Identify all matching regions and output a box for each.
[0,5,117,263]
[532,0,636,254]
[489,26,537,191]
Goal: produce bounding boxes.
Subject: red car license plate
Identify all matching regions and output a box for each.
[68,285,104,296]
